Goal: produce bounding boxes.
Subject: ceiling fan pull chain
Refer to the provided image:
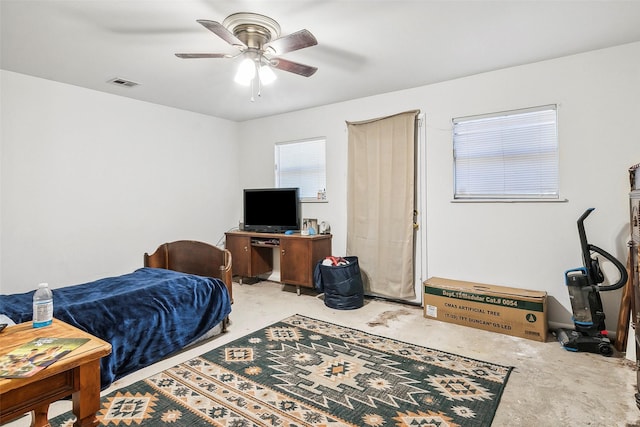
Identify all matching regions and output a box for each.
[256,61,263,99]
[250,79,255,102]
[250,61,258,102]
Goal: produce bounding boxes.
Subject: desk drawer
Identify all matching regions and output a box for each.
[0,370,75,423]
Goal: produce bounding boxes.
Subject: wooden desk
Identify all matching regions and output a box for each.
[0,319,112,427]
[225,231,332,293]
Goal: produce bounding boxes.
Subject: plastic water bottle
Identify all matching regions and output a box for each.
[33,282,53,328]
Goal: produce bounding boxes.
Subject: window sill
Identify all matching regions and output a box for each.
[301,199,329,204]
[451,198,568,203]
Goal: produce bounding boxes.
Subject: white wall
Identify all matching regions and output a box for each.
[1,71,240,293]
[238,42,640,329]
[2,42,639,329]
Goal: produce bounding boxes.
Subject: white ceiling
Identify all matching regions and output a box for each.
[2,0,640,122]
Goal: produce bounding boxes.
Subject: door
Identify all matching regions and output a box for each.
[346,110,422,301]
[225,233,271,278]
[225,234,251,278]
[280,238,310,286]
[631,191,640,401]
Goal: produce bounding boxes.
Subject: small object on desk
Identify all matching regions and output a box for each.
[33,283,54,329]
[320,221,331,234]
[285,230,294,235]
[0,324,7,333]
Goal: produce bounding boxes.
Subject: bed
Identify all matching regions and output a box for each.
[0,240,232,389]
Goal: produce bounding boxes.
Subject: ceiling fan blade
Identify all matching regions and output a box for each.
[271,58,318,77]
[175,53,230,59]
[196,19,246,48]
[266,29,317,54]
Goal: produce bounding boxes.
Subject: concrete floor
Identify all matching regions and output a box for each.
[6,280,640,426]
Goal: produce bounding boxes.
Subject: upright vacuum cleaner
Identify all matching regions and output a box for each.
[556,208,628,356]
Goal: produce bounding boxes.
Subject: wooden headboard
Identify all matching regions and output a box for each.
[144,240,233,302]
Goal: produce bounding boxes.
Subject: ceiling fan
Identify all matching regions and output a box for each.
[175,12,318,88]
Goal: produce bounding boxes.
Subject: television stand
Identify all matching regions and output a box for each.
[225,231,332,294]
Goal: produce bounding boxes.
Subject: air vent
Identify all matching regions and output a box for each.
[108,77,139,88]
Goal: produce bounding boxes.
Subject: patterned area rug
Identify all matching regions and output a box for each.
[51,314,512,426]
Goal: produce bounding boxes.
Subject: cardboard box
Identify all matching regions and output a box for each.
[423,277,547,342]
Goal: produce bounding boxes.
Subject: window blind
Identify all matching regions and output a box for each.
[453,105,558,199]
[275,138,326,200]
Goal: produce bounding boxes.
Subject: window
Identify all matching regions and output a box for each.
[275,138,326,201]
[453,105,558,200]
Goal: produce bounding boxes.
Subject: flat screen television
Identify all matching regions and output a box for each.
[243,188,301,233]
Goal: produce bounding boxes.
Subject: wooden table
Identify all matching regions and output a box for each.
[0,319,112,427]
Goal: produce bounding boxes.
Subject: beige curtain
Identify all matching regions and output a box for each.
[346,110,420,299]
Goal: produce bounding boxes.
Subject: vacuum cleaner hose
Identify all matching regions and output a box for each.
[588,244,629,292]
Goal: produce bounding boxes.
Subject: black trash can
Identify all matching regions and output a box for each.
[314,256,364,310]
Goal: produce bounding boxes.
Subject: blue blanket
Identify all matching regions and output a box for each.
[0,268,232,389]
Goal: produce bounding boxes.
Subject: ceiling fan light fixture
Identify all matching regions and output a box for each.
[258,64,277,85]
[177,12,317,98]
[234,57,256,86]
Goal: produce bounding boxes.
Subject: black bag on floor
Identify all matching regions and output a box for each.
[313,256,364,310]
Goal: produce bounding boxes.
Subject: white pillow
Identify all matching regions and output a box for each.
[0,314,16,326]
